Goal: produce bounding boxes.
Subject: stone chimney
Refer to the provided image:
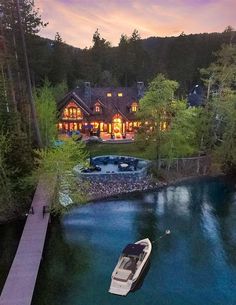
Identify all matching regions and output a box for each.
[84,82,91,102]
[137,81,144,98]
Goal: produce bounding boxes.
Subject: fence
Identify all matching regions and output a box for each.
[158,156,211,175]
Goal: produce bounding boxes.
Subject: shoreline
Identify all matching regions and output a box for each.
[1,172,232,224]
[85,172,227,203]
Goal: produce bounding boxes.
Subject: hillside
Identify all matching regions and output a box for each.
[27,30,236,94]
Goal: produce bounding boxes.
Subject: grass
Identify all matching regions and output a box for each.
[86,142,153,159]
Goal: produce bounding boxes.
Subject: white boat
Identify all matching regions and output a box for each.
[109,238,152,296]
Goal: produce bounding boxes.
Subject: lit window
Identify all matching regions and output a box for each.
[131,102,138,112]
[118,93,123,97]
[160,121,167,131]
[63,106,83,119]
[77,108,82,117]
[91,122,99,129]
[107,93,112,97]
[95,105,100,113]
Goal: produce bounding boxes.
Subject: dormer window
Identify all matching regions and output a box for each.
[107,93,112,97]
[118,93,123,97]
[131,102,138,112]
[95,105,100,113]
[94,102,102,114]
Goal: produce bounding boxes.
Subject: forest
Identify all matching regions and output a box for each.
[0,0,236,221]
[28,28,236,95]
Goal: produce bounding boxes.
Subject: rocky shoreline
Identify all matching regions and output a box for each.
[86,175,167,202]
[85,172,227,203]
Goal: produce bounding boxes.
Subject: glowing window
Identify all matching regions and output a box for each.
[63,108,68,118]
[107,93,112,97]
[113,118,121,123]
[77,109,81,117]
[63,106,83,119]
[95,105,100,113]
[118,93,123,97]
[91,122,99,129]
[131,102,138,112]
[160,121,167,131]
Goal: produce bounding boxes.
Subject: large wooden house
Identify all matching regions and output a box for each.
[57,82,144,138]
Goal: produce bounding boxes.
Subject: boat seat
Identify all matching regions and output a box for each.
[114,268,132,282]
[124,257,138,273]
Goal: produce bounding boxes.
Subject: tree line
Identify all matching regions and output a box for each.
[0,0,235,220]
[137,44,236,175]
[27,27,236,95]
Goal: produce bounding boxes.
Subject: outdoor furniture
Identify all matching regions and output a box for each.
[119,163,130,171]
[120,163,129,169]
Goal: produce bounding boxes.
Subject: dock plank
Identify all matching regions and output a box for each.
[0,177,56,305]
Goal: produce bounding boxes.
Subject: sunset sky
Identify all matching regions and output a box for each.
[35,0,236,48]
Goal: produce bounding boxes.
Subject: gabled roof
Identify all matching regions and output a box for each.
[58,89,92,116]
[93,99,106,108]
[57,83,145,121]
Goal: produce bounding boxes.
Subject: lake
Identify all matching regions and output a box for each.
[1,177,236,305]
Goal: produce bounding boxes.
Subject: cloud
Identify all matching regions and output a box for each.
[35,0,236,48]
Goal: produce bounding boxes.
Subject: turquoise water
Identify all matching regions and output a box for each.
[30,177,236,304]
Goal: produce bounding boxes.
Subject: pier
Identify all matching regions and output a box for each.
[0,177,56,305]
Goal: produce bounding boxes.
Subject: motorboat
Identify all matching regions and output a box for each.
[109,238,152,296]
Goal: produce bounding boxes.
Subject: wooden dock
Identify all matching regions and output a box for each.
[0,176,56,305]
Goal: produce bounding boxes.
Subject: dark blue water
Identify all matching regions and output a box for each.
[0,221,25,292]
[32,177,236,305]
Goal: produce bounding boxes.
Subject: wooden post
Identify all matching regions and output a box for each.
[196,158,200,174]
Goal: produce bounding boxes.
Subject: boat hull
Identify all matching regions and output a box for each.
[130,256,151,291]
[109,238,152,296]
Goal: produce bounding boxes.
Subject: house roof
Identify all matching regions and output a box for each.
[58,83,144,121]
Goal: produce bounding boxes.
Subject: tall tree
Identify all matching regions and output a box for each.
[35,80,58,147]
[137,74,202,167]
[90,29,112,85]
[201,44,236,172]
[137,74,178,168]
[115,30,149,86]
[49,32,70,85]
[0,0,46,218]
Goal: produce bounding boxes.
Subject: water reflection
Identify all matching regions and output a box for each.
[0,221,24,292]
[32,220,91,305]
[32,177,236,305]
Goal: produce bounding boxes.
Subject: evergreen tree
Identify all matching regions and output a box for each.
[0,0,45,218]
[90,29,113,85]
[49,33,70,85]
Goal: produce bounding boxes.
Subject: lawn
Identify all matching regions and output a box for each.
[86,141,153,159]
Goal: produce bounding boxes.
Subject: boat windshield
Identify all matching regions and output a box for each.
[122,244,145,256]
